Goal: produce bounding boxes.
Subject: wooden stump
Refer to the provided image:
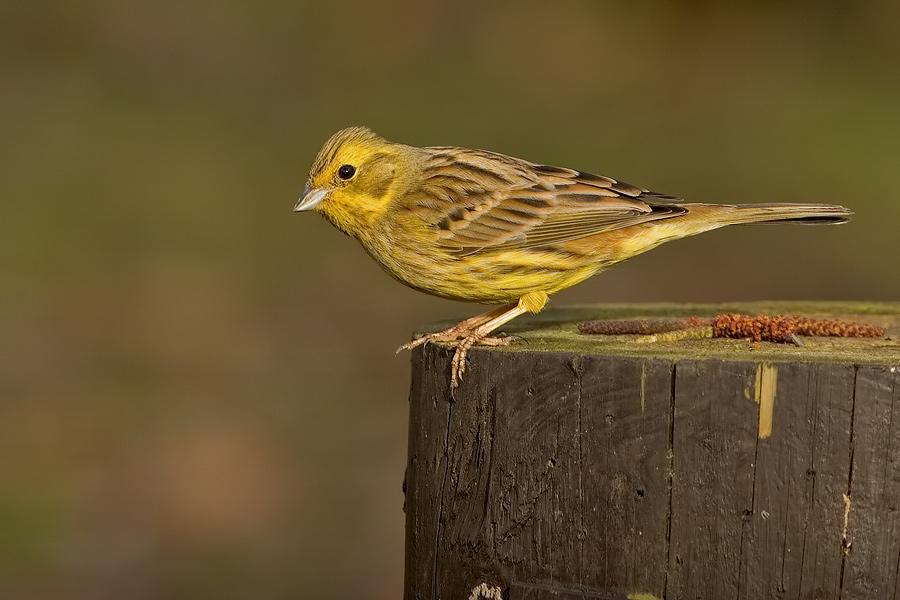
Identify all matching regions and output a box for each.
[404,302,900,600]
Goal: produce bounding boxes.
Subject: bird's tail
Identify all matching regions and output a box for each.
[714,203,852,226]
[593,201,851,268]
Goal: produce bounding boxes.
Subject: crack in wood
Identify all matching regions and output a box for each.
[432,356,456,600]
[796,366,815,594]
[893,374,900,600]
[739,360,780,597]
[893,544,900,600]
[484,386,497,557]
[662,361,676,599]
[837,366,859,598]
[575,356,585,587]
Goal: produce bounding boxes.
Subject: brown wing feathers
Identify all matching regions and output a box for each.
[415,148,685,251]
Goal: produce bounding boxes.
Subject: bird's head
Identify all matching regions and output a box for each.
[295,126,418,236]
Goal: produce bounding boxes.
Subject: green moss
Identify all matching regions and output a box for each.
[423,302,900,366]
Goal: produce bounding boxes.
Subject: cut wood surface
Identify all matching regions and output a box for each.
[404,302,900,600]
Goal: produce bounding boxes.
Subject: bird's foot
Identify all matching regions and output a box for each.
[396,303,524,388]
[397,309,509,353]
[397,326,474,353]
[450,334,515,388]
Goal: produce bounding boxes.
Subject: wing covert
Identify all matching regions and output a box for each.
[407,147,684,252]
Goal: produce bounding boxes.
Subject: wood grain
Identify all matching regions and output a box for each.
[404,303,900,600]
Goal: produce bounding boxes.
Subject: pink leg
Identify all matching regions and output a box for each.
[397,304,515,353]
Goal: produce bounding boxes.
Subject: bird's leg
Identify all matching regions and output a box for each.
[397,304,514,353]
[450,303,531,388]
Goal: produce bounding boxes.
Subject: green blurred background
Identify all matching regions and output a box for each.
[1,1,898,598]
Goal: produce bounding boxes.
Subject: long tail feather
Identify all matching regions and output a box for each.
[727,203,852,225]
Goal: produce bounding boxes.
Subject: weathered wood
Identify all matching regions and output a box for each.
[578,356,672,594]
[668,360,759,598]
[843,365,900,599]
[404,302,900,600]
[739,362,855,599]
[404,343,453,600]
[509,581,623,599]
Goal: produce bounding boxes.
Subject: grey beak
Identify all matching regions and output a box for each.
[294,184,327,211]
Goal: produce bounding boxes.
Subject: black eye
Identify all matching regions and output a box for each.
[338,164,356,180]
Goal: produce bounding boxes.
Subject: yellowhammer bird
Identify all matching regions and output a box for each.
[295,126,851,388]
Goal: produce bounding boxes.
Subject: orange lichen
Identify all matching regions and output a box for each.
[578,314,885,344]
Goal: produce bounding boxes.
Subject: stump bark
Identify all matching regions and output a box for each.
[404,302,900,600]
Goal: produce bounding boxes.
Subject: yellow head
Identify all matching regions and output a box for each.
[295,126,420,238]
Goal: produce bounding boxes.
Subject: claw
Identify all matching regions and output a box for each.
[449,334,514,388]
[397,302,528,389]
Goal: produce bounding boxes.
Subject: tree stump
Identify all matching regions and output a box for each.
[404,302,900,600]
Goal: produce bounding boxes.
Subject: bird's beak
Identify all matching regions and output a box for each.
[294,184,327,212]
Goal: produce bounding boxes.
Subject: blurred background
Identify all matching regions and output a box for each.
[1,0,898,598]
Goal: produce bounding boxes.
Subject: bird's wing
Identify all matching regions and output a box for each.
[407,147,686,253]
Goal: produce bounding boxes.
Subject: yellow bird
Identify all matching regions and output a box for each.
[295,127,851,387]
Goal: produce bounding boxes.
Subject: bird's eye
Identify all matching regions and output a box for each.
[338,164,356,180]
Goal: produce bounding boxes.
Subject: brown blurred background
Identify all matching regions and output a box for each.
[1,1,898,598]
